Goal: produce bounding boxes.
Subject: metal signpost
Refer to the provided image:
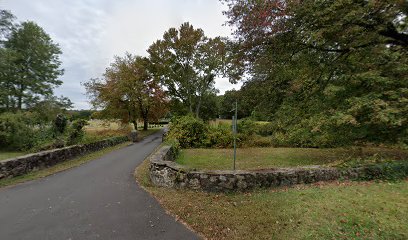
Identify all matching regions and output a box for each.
[232,101,237,171]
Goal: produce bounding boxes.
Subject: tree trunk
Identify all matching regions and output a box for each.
[132,120,138,130]
[195,96,202,119]
[18,96,22,110]
[5,95,9,111]
[17,84,24,110]
[188,97,193,114]
[143,117,148,131]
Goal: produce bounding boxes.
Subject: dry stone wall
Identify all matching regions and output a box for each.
[149,145,406,192]
[0,136,128,179]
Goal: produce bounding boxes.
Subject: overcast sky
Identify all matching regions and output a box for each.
[1,0,242,109]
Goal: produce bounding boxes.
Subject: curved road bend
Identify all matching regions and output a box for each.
[0,131,199,240]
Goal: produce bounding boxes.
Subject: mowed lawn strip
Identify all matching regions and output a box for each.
[177,147,408,170]
[136,158,408,239]
[0,151,26,161]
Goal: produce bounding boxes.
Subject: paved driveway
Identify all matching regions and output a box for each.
[0,131,199,240]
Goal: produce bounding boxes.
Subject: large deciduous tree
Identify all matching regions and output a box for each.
[223,0,408,146]
[84,54,167,130]
[148,22,226,119]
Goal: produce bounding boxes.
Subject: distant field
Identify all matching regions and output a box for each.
[177,147,408,170]
[0,151,25,161]
[209,118,269,127]
[83,119,163,144]
[85,119,128,131]
[85,119,164,132]
[209,119,233,126]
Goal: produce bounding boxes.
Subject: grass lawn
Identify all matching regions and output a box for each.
[0,151,25,161]
[136,158,408,239]
[177,147,408,170]
[209,118,269,127]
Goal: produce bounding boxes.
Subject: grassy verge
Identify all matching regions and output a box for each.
[177,147,408,170]
[0,151,26,161]
[136,158,408,239]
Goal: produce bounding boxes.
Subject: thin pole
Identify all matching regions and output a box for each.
[233,100,237,171]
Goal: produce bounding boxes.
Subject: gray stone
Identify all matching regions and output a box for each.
[188,178,200,189]
[148,145,406,192]
[128,130,138,142]
[237,180,248,190]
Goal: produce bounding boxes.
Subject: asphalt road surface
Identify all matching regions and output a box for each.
[0,131,199,240]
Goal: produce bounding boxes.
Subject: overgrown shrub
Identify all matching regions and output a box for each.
[349,161,408,181]
[203,125,234,148]
[166,116,275,148]
[165,138,181,158]
[261,113,360,148]
[240,135,274,147]
[67,119,89,145]
[0,111,53,151]
[53,114,68,135]
[167,115,404,149]
[257,122,275,136]
[166,115,208,148]
[237,118,258,135]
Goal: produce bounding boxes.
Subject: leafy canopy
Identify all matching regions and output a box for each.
[0,11,63,110]
[84,54,167,130]
[222,0,408,146]
[148,22,226,118]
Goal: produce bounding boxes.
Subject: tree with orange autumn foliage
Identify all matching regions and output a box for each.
[84,53,167,130]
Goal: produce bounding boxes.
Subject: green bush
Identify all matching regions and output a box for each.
[203,125,234,148]
[167,115,208,148]
[166,116,277,149]
[53,114,67,135]
[237,118,258,135]
[241,135,274,147]
[165,138,181,158]
[67,119,89,145]
[257,122,275,136]
[264,114,359,148]
[350,161,408,181]
[0,111,53,151]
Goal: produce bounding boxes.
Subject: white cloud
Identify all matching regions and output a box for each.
[1,0,241,109]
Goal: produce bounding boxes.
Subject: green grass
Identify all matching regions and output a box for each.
[209,118,268,127]
[136,158,408,239]
[0,151,25,161]
[176,147,408,170]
